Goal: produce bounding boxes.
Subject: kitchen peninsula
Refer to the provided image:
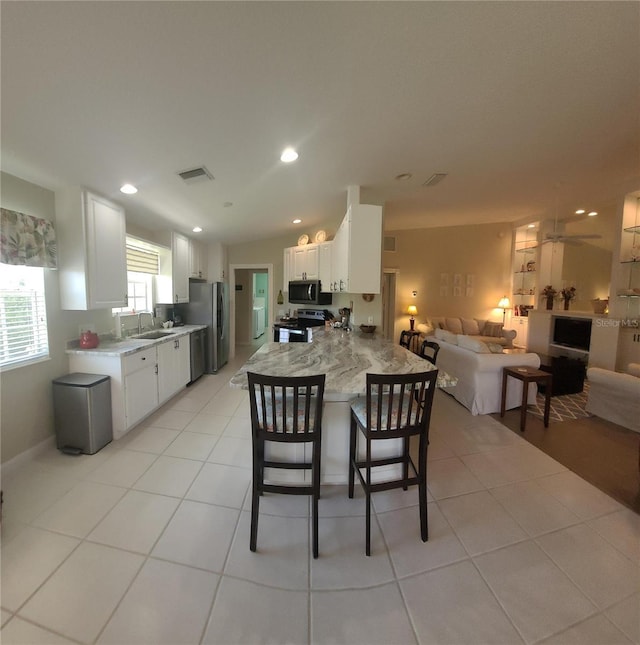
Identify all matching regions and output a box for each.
[230,328,457,483]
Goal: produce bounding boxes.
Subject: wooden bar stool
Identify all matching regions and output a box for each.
[500,365,552,432]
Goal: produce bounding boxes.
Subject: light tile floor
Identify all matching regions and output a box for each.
[1,344,639,645]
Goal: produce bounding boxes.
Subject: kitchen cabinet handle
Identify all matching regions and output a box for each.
[141,356,146,361]
[155,364,158,374]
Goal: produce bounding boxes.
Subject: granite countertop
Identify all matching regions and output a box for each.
[65,324,208,357]
[229,327,457,396]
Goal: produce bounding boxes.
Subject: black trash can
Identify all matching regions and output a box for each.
[52,373,113,454]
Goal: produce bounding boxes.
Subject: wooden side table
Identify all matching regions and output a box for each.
[500,366,552,432]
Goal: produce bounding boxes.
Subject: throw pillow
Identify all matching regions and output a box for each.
[457,335,490,353]
[445,317,463,334]
[475,318,488,334]
[486,343,504,354]
[429,316,446,330]
[461,318,480,335]
[416,323,434,337]
[434,328,458,345]
[483,321,504,338]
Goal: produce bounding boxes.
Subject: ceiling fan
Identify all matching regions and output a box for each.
[542,188,602,245]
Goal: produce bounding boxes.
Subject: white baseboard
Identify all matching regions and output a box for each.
[1,435,56,482]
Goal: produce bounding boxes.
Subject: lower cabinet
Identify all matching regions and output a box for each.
[69,333,192,440]
[157,335,191,404]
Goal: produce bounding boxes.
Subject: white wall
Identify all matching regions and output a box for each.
[383,222,513,340]
[0,172,114,462]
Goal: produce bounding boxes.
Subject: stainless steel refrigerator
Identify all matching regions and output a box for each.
[176,281,229,373]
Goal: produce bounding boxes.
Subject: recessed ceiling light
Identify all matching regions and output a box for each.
[280,147,299,163]
[395,173,412,181]
[588,211,598,217]
[120,183,138,194]
[575,209,586,214]
[527,224,536,229]
[292,218,302,224]
[192,226,202,233]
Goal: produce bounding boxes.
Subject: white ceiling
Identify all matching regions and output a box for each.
[2,1,639,245]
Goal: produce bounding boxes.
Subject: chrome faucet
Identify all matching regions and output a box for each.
[138,312,154,334]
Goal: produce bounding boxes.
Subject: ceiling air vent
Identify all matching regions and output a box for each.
[423,172,448,187]
[177,166,214,184]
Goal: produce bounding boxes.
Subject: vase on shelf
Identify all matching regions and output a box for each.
[545,296,554,310]
[563,299,570,311]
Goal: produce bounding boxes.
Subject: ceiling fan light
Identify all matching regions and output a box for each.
[588,211,598,217]
[575,209,586,214]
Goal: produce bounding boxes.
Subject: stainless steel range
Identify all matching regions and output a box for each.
[272,309,331,342]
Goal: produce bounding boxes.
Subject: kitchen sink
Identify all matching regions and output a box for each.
[135,330,176,340]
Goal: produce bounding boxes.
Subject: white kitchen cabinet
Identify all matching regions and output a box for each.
[331,204,382,294]
[156,232,191,304]
[157,335,190,404]
[55,188,127,310]
[283,246,294,291]
[123,347,159,428]
[319,242,333,292]
[189,238,206,279]
[293,243,319,280]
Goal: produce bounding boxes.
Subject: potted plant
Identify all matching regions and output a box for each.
[542,285,557,310]
[561,286,576,310]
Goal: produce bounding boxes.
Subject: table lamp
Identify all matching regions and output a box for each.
[407,305,418,331]
[498,296,511,324]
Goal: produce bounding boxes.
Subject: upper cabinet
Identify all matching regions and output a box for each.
[293,243,319,280]
[55,188,127,310]
[331,204,382,294]
[189,238,206,280]
[156,232,190,304]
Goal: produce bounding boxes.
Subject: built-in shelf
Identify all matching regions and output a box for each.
[514,270,536,275]
[515,246,538,254]
[623,225,640,234]
[621,259,640,264]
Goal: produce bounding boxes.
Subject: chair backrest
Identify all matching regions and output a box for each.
[419,340,440,365]
[399,331,412,349]
[247,372,325,442]
[363,370,438,437]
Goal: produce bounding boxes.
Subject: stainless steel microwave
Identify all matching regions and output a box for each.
[288,280,333,305]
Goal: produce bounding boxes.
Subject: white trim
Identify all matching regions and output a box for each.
[1,434,56,480]
[229,263,273,359]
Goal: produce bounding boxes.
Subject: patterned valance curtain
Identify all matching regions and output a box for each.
[1,208,57,268]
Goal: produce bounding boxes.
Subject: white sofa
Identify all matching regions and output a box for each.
[427,332,540,415]
[585,364,640,433]
[417,316,517,348]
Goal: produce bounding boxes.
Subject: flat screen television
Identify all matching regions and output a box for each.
[552,316,592,351]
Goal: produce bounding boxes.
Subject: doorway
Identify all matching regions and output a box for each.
[229,263,273,359]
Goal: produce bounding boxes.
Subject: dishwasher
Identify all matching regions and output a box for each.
[189,328,206,383]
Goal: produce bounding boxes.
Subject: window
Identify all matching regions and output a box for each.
[0,263,49,369]
[112,239,160,314]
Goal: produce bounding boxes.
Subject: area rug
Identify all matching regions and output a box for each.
[528,382,592,423]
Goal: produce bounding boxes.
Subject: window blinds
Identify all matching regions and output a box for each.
[126,244,159,275]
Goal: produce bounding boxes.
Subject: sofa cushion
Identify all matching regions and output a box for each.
[483,321,504,338]
[457,335,490,353]
[434,328,458,345]
[429,316,446,330]
[415,323,434,337]
[445,317,463,334]
[461,318,481,335]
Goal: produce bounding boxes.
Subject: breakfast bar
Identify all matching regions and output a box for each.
[230,328,457,483]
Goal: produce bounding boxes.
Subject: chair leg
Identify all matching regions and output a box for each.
[418,434,428,542]
[312,439,321,559]
[348,415,357,499]
[402,436,410,491]
[250,440,263,552]
[365,438,372,556]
